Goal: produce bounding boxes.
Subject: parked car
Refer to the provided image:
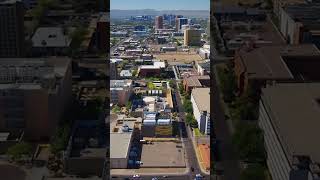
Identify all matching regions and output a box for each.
[133,174,140,178]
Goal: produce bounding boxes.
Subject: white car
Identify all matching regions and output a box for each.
[133,174,140,178]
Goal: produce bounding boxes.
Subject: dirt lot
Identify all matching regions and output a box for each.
[154,52,203,63]
[140,142,186,168]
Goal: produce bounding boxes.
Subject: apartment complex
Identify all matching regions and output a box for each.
[191,88,210,135]
[0,57,72,140]
[184,29,201,46]
[259,83,320,180]
[0,0,25,57]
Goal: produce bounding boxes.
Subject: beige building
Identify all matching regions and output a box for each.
[184,29,201,46]
[0,57,72,140]
[259,83,320,180]
[0,0,25,57]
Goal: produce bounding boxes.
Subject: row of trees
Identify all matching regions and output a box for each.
[183,94,198,128]
[217,63,267,179]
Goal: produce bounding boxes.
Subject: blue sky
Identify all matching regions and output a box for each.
[111,0,210,10]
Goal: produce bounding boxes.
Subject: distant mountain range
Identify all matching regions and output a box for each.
[110,9,210,19]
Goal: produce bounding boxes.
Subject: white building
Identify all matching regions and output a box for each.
[191,88,210,134]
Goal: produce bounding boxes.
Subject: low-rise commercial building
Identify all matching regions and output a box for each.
[183,75,210,93]
[64,120,107,176]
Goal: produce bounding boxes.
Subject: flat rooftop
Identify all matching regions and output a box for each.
[32,27,71,47]
[238,44,320,79]
[185,75,210,87]
[0,57,70,89]
[78,148,106,158]
[191,88,210,113]
[262,83,320,163]
[110,132,132,159]
[284,3,320,30]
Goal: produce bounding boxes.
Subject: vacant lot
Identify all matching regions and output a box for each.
[140,142,186,168]
[154,52,202,63]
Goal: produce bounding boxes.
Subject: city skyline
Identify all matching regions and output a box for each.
[111,0,210,10]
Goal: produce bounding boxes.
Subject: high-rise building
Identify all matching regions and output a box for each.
[184,29,202,46]
[176,18,188,32]
[0,57,72,140]
[97,13,109,51]
[0,0,25,57]
[155,16,163,29]
[110,61,118,80]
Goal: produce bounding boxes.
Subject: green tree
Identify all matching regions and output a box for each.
[233,123,266,162]
[240,164,266,180]
[132,69,138,77]
[50,125,70,155]
[183,99,193,113]
[7,142,33,161]
[185,113,194,125]
[217,66,237,102]
[169,80,175,88]
[179,82,185,95]
[190,119,199,128]
[126,101,132,110]
[112,105,121,113]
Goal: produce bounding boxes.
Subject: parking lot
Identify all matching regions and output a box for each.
[140,142,186,168]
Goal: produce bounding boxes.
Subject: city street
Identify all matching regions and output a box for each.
[173,80,210,180]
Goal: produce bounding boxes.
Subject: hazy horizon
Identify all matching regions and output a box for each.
[111,0,210,11]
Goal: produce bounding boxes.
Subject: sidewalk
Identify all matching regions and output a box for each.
[190,130,210,175]
[111,167,189,176]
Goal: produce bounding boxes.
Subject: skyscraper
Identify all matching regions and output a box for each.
[0,0,25,57]
[176,18,188,32]
[155,16,163,29]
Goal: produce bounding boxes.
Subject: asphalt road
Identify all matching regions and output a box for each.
[212,66,241,180]
[173,80,210,180]
[111,174,209,180]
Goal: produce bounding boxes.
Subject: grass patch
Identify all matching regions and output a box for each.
[194,128,203,137]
